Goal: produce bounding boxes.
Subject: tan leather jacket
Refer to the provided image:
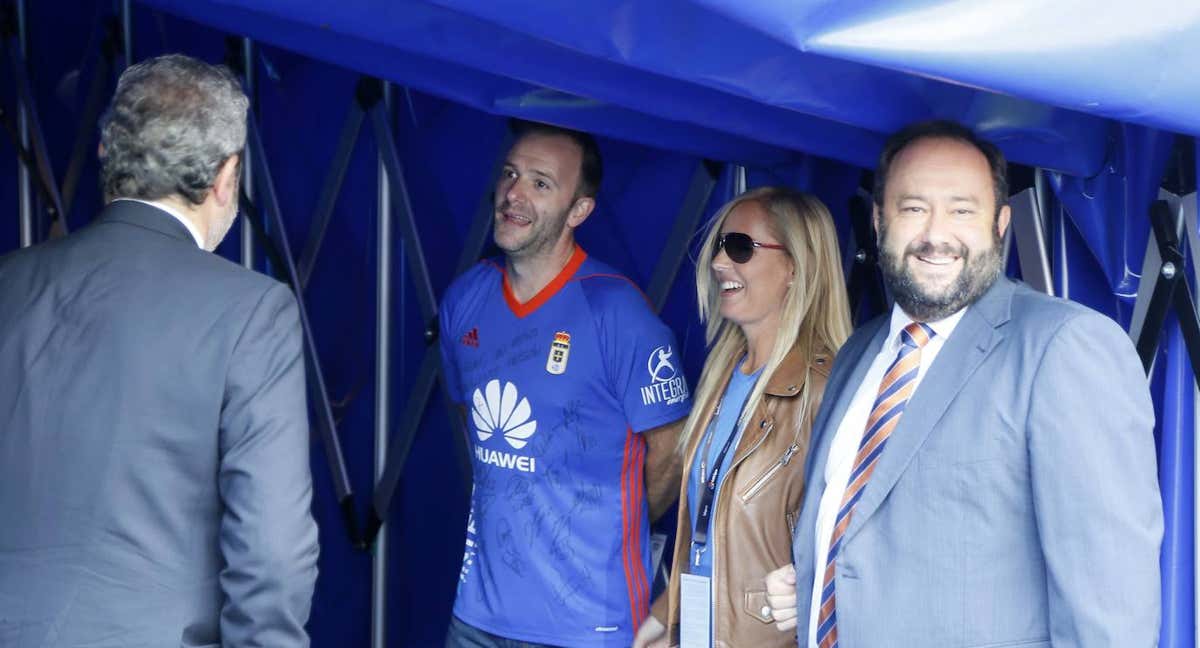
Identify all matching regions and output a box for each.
[650,343,831,648]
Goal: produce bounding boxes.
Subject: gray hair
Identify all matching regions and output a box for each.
[99,54,249,205]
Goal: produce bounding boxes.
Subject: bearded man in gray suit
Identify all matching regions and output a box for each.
[765,120,1162,647]
[0,54,318,647]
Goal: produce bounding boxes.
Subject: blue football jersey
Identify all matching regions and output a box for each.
[439,247,691,647]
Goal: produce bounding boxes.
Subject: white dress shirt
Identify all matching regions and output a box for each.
[112,198,205,249]
[807,304,966,648]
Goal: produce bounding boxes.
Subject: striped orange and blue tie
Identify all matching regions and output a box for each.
[815,322,934,648]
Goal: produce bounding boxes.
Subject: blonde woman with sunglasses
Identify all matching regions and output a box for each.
[634,187,851,648]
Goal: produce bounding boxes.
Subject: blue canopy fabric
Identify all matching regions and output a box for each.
[1160,320,1196,648]
[1046,124,1175,298]
[138,0,1143,176]
[701,0,1200,137]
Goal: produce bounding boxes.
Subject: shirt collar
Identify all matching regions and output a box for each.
[885,303,968,350]
[112,198,206,249]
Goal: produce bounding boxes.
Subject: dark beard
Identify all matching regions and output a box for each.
[878,224,1003,322]
[493,200,571,260]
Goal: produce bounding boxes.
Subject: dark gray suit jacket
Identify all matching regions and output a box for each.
[0,201,319,647]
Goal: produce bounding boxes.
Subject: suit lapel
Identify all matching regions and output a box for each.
[802,316,891,505]
[793,313,890,613]
[842,279,1015,543]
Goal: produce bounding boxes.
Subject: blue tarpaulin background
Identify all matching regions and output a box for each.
[2,1,1195,645]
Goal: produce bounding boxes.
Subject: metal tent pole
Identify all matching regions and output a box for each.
[241,37,256,269]
[646,160,719,312]
[1008,186,1053,296]
[371,81,393,648]
[120,0,132,68]
[15,0,32,247]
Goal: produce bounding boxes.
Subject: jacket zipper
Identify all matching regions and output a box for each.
[739,442,800,501]
[728,418,773,473]
[711,418,774,646]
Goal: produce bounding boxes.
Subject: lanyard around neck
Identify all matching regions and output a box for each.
[692,418,741,552]
[691,377,757,565]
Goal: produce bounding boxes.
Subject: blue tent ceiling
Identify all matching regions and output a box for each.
[137,0,1198,177]
[702,0,1200,136]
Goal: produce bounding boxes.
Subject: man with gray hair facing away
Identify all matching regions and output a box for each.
[0,54,318,647]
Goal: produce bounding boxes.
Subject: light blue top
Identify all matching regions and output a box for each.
[687,356,763,577]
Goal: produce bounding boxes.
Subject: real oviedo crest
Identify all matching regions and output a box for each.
[546,331,571,375]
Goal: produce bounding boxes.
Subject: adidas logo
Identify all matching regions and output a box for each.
[471,379,537,449]
[461,327,479,347]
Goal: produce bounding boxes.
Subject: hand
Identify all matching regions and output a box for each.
[765,563,799,632]
[632,614,668,648]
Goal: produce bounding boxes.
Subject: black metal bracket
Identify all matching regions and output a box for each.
[356,76,384,111]
[1162,134,1198,197]
[237,195,288,281]
[846,193,887,323]
[223,35,245,76]
[1134,200,1200,384]
[0,2,15,39]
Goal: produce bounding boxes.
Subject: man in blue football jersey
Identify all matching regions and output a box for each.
[441,120,691,647]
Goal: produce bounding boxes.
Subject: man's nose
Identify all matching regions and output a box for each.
[921,209,954,245]
[498,177,521,205]
[506,183,520,203]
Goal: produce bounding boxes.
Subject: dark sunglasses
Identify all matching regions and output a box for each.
[714,232,786,264]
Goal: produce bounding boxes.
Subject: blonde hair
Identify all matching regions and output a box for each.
[679,187,852,454]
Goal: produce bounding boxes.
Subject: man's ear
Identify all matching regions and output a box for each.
[996,204,1012,238]
[211,155,240,207]
[872,204,881,238]
[567,196,595,229]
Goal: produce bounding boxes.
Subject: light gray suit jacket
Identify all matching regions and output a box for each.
[0,201,319,647]
[792,277,1162,647]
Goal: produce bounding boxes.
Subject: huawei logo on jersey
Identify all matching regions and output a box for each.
[471,380,538,472]
[472,379,537,448]
[461,327,480,347]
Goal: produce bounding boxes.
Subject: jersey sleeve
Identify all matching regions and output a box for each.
[589,279,691,433]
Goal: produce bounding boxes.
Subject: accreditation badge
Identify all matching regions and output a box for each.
[546,331,571,375]
[680,573,711,648]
